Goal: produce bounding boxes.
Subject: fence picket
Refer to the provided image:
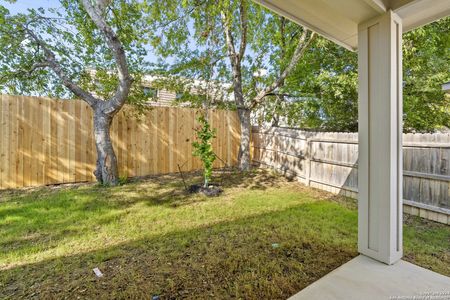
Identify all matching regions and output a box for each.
[0,95,240,188]
[251,126,450,223]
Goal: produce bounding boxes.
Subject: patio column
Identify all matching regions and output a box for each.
[357,10,403,265]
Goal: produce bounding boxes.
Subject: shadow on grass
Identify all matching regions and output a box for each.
[0,169,356,261]
[1,168,448,299]
[0,188,130,256]
[0,201,358,300]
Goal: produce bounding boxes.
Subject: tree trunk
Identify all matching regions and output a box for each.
[93,109,119,185]
[237,108,251,171]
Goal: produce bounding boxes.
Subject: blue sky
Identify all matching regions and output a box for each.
[1,0,58,14]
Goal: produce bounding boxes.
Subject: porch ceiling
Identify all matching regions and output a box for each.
[254,0,450,51]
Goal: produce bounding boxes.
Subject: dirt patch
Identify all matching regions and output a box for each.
[187,184,223,197]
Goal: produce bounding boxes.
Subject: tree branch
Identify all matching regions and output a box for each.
[156,0,207,30]
[81,0,132,114]
[279,17,287,59]
[23,62,50,75]
[24,27,99,107]
[0,62,50,86]
[221,10,237,64]
[238,0,248,61]
[250,31,316,109]
[221,8,245,108]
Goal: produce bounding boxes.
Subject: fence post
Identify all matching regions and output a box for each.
[305,138,312,186]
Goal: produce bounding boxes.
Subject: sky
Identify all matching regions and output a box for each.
[1,0,58,14]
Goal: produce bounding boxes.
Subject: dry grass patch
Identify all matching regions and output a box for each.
[0,169,448,299]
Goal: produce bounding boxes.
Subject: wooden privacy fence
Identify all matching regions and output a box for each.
[0,95,241,189]
[252,126,450,224]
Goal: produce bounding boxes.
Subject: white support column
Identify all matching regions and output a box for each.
[358,10,403,265]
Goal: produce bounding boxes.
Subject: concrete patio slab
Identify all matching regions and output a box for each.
[290,255,450,300]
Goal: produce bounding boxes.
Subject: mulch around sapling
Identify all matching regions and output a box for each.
[187,183,223,196]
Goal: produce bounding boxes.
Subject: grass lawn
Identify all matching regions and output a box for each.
[0,169,449,299]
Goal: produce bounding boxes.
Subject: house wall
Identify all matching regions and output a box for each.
[146,89,177,107]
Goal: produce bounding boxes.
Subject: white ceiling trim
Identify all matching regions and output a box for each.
[257,0,357,51]
[362,0,388,13]
[255,0,450,51]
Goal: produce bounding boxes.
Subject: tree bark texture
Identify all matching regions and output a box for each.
[93,109,119,185]
[237,108,251,171]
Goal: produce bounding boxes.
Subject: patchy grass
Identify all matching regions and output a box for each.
[0,169,448,299]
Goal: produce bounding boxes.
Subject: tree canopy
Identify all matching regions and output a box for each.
[269,17,450,132]
[147,3,448,133]
[146,0,314,106]
[1,1,448,133]
[0,0,159,184]
[402,17,450,132]
[147,0,316,169]
[0,0,152,113]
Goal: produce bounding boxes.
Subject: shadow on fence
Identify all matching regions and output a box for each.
[251,126,450,224]
[0,95,241,189]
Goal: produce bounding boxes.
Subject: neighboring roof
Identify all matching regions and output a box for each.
[442,81,450,92]
[254,0,450,51]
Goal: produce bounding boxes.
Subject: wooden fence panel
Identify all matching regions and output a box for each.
[0,95,240,189]
[402,133,450,209]
[252,126,450,223]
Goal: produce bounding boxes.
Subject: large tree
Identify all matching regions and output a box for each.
[0,0,150,185]
[402,17,450,132]
[148,0,315,170]
[274,17,449,132]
